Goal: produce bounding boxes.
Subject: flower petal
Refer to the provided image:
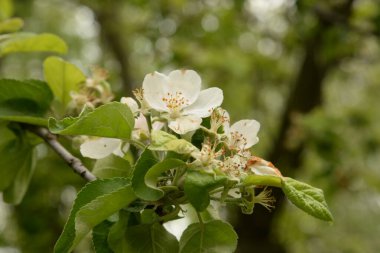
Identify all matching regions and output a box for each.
[168,115,202,134]
[168,70,201,105]
[142,71,169,112]
[113,143,130,157]
[230,119,260,149]
[80,138,122,159]
[120,97,139,114]
[182,87,223,118]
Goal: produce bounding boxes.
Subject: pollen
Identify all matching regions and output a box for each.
[161,91,189,111]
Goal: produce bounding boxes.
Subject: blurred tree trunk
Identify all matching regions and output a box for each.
[235,1,355,252]
[83,0,134,97]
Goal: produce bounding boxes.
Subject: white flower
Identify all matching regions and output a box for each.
[142,69,223,134]
[226,119,260,151]
[120,97,139,114]
[80,137,129,159]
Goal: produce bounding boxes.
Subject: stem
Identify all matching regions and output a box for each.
[129,139,146,149]
[158,205,181,222]
[196,211,204,226]
[243,175,283,188]
[27,126,97,182]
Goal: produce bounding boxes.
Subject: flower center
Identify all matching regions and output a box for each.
[161,91,189,118]
[230,131,248,150]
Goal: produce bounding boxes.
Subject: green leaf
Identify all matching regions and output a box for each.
[54,178,137,253]
[0,18,23,33]
[134,158,185,201]
[43,56,86,106]
[49,102,134,139]
[0,115,47,126]
[281,177,333,222]
[0,0,13,20]
[108,210,130,253]
[131,149,158,200]
[0,136,32,190]
[0,79,53,114]
[150,130,197,155]
[92,220,113,253]
[179,220,237,253]
[115,223,179,253]
[3,147,36,204]
[93,154,132,179]
[184,170,227,211]
[0,33,67,56]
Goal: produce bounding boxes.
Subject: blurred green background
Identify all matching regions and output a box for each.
[1,0,380,252]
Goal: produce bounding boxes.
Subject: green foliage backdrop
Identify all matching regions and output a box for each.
[1,0,380,252]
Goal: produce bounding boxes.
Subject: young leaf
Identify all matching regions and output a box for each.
[54,178,136,253]
[0,33,67,56]
[49,102,134,139]
[133,158,185,201]
[281,177,333,222]
[43,56,86,106]
[179,220,237,253]
[93,154,132,179]
[115,223,179,253]
[3,147,36,204]
[184,170,227,211]
[92,220,114,253]
[131,149,158,200]
[0,18,23,33]
[150,130,197,155]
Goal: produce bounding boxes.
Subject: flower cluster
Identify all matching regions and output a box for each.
[68,67,114,114]
[79,69,282,210]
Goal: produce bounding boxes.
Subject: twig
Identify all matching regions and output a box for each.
[27,126,97,182]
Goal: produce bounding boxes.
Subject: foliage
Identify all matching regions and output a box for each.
[0,11,332,251]
[3,0,380,252]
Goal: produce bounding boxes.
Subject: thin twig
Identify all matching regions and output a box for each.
[27,126,97,182]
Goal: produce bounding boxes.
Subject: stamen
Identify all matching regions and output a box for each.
[252,187,276,211]
[161,91,189,114]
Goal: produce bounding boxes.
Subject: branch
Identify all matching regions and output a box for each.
[28,126,97,182]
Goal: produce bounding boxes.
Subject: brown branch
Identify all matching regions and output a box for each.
[27,126,96,182]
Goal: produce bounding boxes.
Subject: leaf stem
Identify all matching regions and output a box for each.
[243,175,283,188]
[26,126,96,182]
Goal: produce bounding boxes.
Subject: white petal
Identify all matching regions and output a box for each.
[80,138,122,159]
[230,120,260,149]
[142,71,169,112]
[152,121,165,130]
[168,70,201,105]
[182,87,223,118]
[135,114,149,132]
[168,115,202,134]
[120,97,139,114]
[113,143,130,157]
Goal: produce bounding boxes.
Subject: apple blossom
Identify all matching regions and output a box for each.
[142,69,223,134]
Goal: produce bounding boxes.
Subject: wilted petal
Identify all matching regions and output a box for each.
[230,120,260,149]
[80,138,122,159]
[142,71,169,112]
[168,70,201,105]
[120,97,139,114]
[182,87,223,118]
[168,115,202,134]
